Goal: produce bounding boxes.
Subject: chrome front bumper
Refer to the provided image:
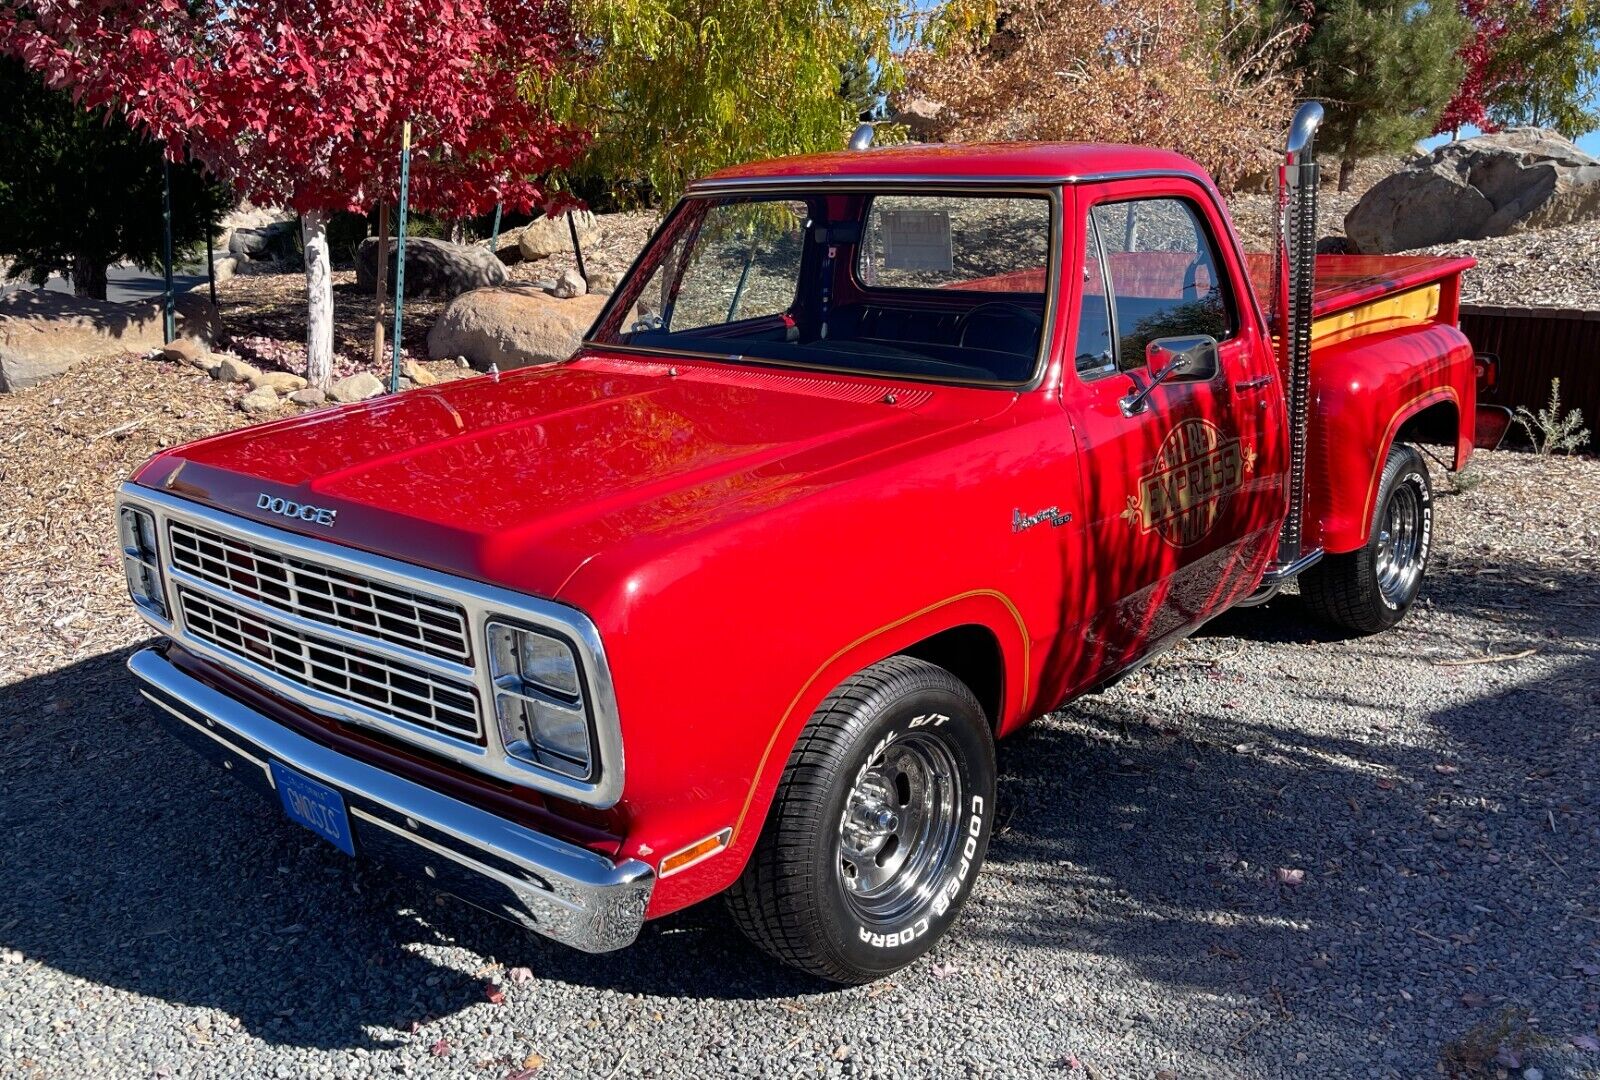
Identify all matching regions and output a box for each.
[127,647,654,953]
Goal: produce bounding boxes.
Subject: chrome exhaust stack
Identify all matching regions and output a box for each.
[1271,101,1324,575]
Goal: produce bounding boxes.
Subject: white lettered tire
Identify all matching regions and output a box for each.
[725,656,996,983]
[1300,443,1433,633]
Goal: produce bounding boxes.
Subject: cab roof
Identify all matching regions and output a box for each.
[694,142,1212,188]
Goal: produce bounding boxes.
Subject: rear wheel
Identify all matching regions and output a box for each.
[725,656,996,984]
[1300,443,1433,633]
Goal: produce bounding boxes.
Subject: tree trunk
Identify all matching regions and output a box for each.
[449,219,466,245]
[302,210,334,390]
[1338,156,1357,193]
[372,202,390,367]
[70,254,109,301]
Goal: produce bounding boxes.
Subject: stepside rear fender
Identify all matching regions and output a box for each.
[1305,323,1475,555]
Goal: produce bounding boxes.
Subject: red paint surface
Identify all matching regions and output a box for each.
[133,144,1478,920]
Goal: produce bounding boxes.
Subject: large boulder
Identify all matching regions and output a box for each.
[1345,128,1600,253]
[228,219,297,258]
[516,211,600,261]
[0,290,217,392]
[355,236,508,299]
[426,286,609,371]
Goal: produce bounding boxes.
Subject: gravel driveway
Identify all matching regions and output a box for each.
[2,360,1598,1079]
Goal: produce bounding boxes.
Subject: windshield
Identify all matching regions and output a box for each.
[590,190,1056,385]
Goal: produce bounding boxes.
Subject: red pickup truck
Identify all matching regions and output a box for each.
[119,106,1501,983]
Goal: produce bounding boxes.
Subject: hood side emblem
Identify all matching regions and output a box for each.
[1013,506,1071,533]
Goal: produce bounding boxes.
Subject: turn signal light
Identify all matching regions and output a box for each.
[659,828,732,878]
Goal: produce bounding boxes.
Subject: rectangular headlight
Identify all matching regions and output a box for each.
[486,621,592,778]
[119,505,168,620]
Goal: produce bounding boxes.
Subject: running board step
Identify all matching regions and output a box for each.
[1260,547,1325,586]
[1235,548,1326,608]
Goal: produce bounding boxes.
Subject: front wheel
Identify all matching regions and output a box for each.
[725,656,996,984]
[1300,443,1433,634]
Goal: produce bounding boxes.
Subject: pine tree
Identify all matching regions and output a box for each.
[1299,0,1469,190]
[0,58,227,301]
[839,45,882,122]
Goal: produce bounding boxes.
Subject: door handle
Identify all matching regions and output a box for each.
[1234,375,1273,392]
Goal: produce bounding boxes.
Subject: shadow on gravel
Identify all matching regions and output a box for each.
[1,552,1594,1061]
[0,646,824,1053]
[973,554,1599,1075]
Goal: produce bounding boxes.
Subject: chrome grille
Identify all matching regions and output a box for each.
[168,520,470,663]
[177,587,482,740]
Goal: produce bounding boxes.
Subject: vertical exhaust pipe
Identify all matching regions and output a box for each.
[1274,101,1323,569]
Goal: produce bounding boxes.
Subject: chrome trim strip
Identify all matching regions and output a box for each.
[129,647,653,952]
[117,483,627,808]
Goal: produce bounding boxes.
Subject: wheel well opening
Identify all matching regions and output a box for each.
[899,624,1004,728]
[1394,400,1459,453]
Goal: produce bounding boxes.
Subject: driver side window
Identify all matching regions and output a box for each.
[1088,198,1234,371]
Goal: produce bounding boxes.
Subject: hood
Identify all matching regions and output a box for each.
[137,353,1013,598]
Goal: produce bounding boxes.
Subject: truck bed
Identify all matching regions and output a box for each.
[1246,253,1477,344]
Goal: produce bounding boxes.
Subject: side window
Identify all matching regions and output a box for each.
[1074,217,1115,377]
[1089,198,1234,370]
[642,200,808,332]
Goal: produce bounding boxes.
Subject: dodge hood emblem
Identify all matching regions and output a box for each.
[256,493,338,528]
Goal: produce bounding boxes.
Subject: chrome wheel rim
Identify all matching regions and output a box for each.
[1375,482,1424,604]
[837,731,962,926]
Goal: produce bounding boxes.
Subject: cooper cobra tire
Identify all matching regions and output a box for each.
[725,656,996,984]
[1300,442,1433,634]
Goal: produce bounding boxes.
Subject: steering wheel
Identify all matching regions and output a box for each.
[956,301,1044,350]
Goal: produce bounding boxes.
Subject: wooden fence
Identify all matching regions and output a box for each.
[1459,305,1600,450]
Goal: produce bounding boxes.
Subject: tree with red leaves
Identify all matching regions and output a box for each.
[1436,0,1508,135]
[3,0,586,388]
[1437,0,1599,139]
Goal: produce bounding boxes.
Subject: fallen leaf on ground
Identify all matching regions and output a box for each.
[484,982,506,1005]
[929,962,957,979]
[430,1038,451,1058]
[506,966,534,985]
[1376,777,1396,791]
[1572,1034,1600,1052]
[1276,868,1306,887]
[1459,991,1487,1008]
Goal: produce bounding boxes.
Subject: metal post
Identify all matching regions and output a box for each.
[567,212,588,283]
[489,202,503,254]
[206,213,217,308]
[389,121,412,394]
[162,156,175,342]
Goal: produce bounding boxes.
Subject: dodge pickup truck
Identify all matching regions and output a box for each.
[119,104,1503,983]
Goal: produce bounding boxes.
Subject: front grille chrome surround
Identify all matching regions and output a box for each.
[178,587,482,740]
[116,483,626,808]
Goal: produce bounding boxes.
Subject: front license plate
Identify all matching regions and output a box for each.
[270,760,356,856]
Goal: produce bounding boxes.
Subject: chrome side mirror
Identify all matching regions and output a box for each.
[1120,335,1219,416]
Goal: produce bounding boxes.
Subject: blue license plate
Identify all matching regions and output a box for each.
[270,761,355,856]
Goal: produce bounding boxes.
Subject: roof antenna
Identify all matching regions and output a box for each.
[847,123,875,151]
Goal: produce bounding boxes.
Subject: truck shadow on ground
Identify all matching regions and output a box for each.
[0,552,1593,1060]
